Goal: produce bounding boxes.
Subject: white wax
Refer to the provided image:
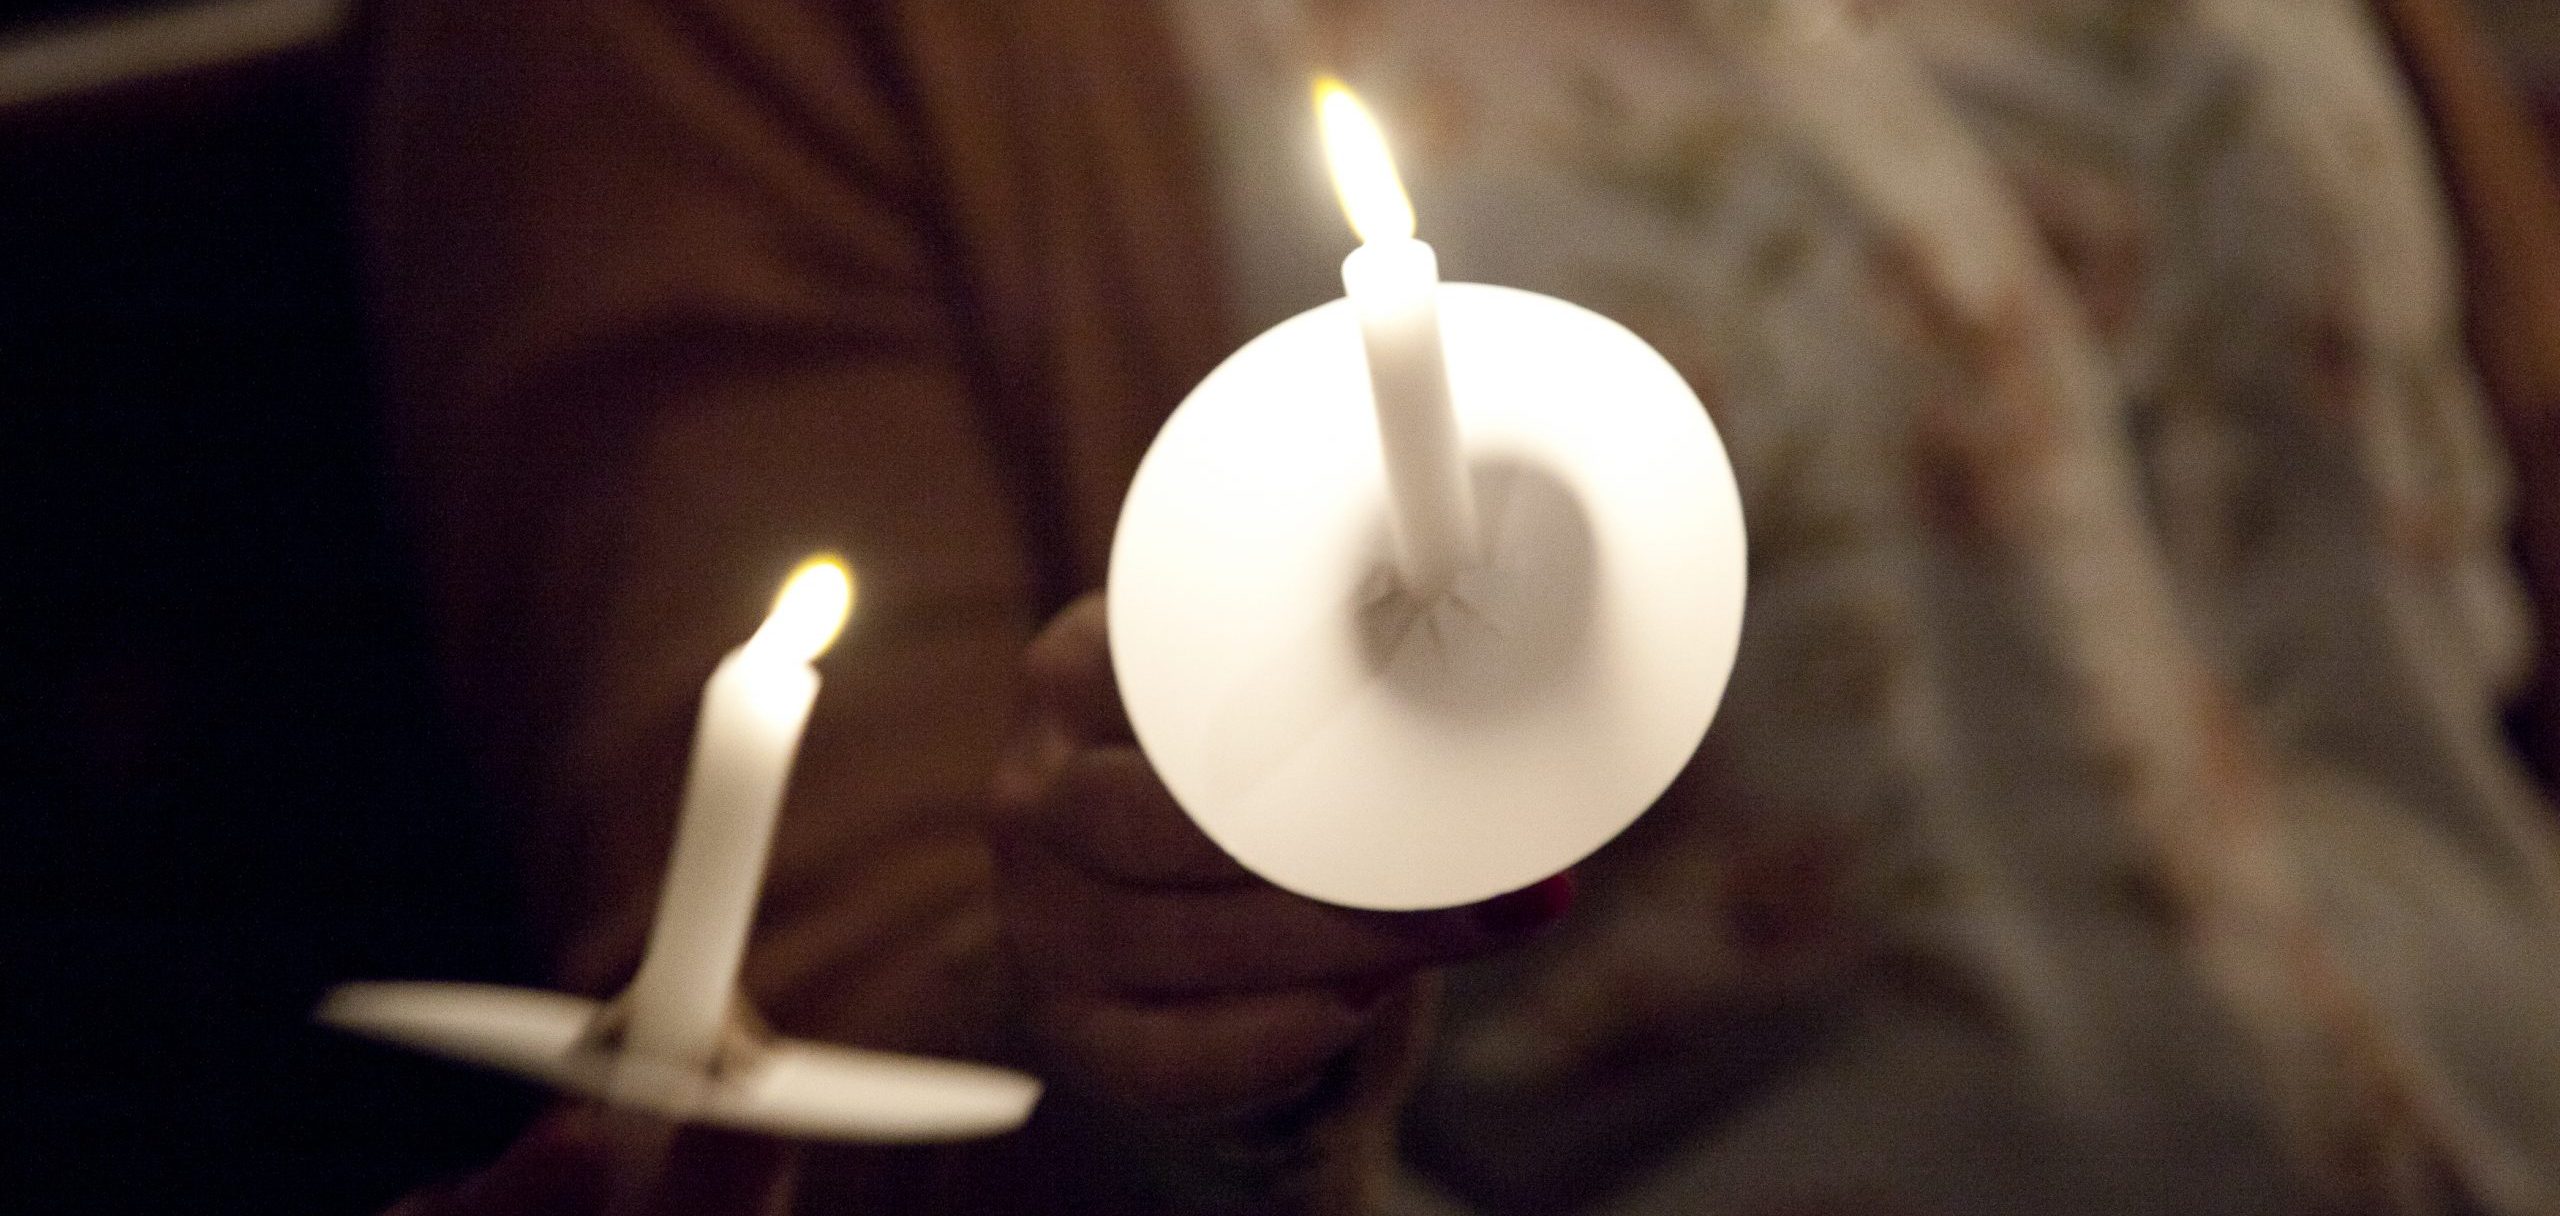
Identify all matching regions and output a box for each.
[622,646,818,1071]
[1343,236,1477,594]
[318,980,1045,1141]
[314,559,1042,1140]
[1110,284,1747,910]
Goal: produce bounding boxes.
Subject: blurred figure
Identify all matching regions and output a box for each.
[364,0,2560,1213]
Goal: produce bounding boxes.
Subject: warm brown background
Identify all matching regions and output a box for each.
[2476,0,2560,146]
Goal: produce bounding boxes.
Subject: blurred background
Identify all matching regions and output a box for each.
[5,4,529,1212]
[5,1,2558,1212]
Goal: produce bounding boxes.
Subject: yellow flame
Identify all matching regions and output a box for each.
[1315,77,1414,244]
[747,554,855,664]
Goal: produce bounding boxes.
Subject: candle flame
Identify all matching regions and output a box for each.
[1315,77,1414,244]
[747,554,855,664]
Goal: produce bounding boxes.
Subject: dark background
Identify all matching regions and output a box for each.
[4,6,533,1212]
[7,1,2560,1212]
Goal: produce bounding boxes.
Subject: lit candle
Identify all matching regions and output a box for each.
[320,550,1040,1141]
[622,555,854,1072]
[1108,81,1749,910]
[1318,78,1477,596]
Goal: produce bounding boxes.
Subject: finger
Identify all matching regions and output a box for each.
[1022,593,1133,746]
[989,705,1073,813]
[390,1107,610,1216]
[644,1123,798,1216]
[997,854,1554,998]
[588,1107,798,1216]
[1025,985,1389,1113]
[1474,871,1579,934]
[1026,745,1255,888]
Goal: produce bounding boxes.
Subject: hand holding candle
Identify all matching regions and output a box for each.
[319,555,1040,1144]
[990,594,1571,1112]
[1108,80,1748,911]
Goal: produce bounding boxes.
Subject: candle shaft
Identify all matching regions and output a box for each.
[622,648,818,1070]
[1344,237,1476,593]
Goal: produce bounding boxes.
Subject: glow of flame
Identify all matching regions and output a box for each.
[1315,77,1414,244]
[746,554,855,664]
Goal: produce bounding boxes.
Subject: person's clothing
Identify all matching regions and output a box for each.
[2382,0,2560,784]
[1159,3,2560,1213]
[366,0,2560,1213]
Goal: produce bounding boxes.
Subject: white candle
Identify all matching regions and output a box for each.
[623,555,854,1072]
[1103,82,1749,911]
[1318,79,1477,595]
[317,547,1041,1135]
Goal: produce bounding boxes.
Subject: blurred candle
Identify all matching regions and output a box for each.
[623,555,854,1071]
[1318,78,1477,595]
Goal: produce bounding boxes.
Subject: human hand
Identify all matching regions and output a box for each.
[380,1105,795,1216]
[989,593,1574,1116]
